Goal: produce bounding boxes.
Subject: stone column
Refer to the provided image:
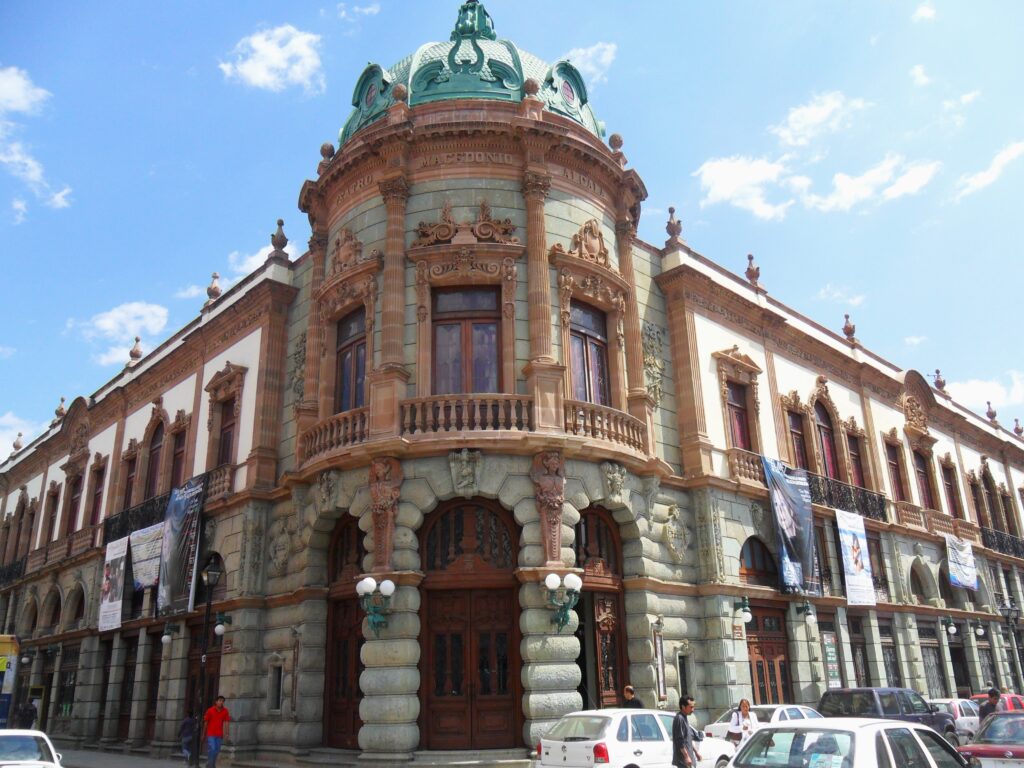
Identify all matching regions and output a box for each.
[127,632,151,744]
[368,177,411,438]
[155,632,188,747]
[938,627,958,698]
[296,232,328,443]
[615,220,656,454]
[963,629,986,691]
[704,596,745,713]
[521,171,565,433]
[70,634,101,739]
[898,614,927,693]
[100,634,125,742]
[216,607,263,763]
[787,607,823,705]
[833,606,858,686]
[862,612,887,685]
[44,648,61,731]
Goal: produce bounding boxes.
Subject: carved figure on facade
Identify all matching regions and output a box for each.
[601,462,627,507]
[558,268,626,347]
[549,219,611,269]
[411,199,519,248]
[530,450,565,566]
[449,448,482,498]
[694,493,726,584]
[328,228,367,276]
[595,594,617,631]
[643,322,666,406]
[369,457,402,572]
[268,514,302,577]
[288,331,307,400]
[662,504,692,564]
[316,470,338,514]
[641,476,660,522]
[239,516,265,596]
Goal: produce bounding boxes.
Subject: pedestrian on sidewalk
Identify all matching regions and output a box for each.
[202,696,230,768]
[178,710,196,764]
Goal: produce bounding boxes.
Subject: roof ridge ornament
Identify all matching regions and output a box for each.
[451,0,496,42]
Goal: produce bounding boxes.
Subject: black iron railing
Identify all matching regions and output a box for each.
[0,556,25,587]
[982,527,1024,560]
[103,492,170,544]
[806,473,889,522]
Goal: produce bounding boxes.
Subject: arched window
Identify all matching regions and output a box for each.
[568,300,610,406]
[145,422,164,500]
[814,403,840,480]
[335,307,367,412]
[422,501,514,574]
[740,538,778,587]
[913,450,937,510]
[574,507,621,581]
[432,288,500,394]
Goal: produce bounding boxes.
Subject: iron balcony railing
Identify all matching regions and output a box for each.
[805,472,889,523]
[982,526,1024,560]
[0,556,25,588]
[103,492,171,545]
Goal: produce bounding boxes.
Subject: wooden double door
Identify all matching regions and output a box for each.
[325,597,364,749]
[420,588,519,749]
[747,607,793,705]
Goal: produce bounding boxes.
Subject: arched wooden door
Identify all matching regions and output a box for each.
[325,516,365,749]
[574,507,628,709]
[746,606,793,705]
[419,500,521,750]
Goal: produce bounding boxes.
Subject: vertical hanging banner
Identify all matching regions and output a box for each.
[835,509,876,606]
[761,457,818,594]
[157,476,207,615]
[98,536,129,631]
[821,631,843,689]
[129,522,166,590]
[945,534,979,591]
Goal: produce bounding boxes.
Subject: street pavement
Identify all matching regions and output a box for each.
[57,748,191,768]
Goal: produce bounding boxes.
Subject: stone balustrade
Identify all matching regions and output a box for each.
[401,394,533,435]
[206,463,237,501]
[301,407,370,461]
[726,447,766,484]
[25,547,46,575]
[922,508,955,537]
[953,518,982,544]
[894,501,925,529]
[563,400,646,452]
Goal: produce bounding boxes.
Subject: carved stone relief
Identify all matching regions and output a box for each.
[530,450,565,566]
[369,457,402,572]
[641,476,660,521]
[239,515,265,597]
[662,504,692,563]
[694,491,726,584]
[449,448,482,498]
[642,322,665,407]
[288,331,306,401]
[558,269,626,347]
[601,462,627,506]
[549,219,611,269]
[316,470,338,514]
[328,228,379,277]
[411,199,519,248]
[268,515,302,577]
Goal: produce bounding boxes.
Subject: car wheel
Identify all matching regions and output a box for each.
[716,759,730,768]
[944,730,959,747]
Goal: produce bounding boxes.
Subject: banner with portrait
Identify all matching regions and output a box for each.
[835,508,876,606]
[129,522,165,590]
[157,476,207,615]
[945,534,979,591]
[98,536,129,631]
[761,457,818,594]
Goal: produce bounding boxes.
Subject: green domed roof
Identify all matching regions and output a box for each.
[340,0,605,145]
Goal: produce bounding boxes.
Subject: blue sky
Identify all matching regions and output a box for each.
[2,0,1023,451]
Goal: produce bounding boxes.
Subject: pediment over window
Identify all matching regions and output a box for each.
[411,200,519,248]
[205,362,248,401]
[318,274,377,326]
[712,345,762,377]
[549,219,614,272]
[557,267,628,347]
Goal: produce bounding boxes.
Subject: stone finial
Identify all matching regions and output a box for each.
[842,313,856,342]
[933,369,946,391]
[206,272,222,304]
[318,142,336,175]
[392,83,408,102]
[523,78,539,97]
[271,219,288,253]
[1014,418,1023,437]
[609,133,623,151]
[666,207,682,239]
[986,401,998,422]
[745,253,760,287]
[128,336,143,365]
[50,397,66,426]
[12,432,23,453]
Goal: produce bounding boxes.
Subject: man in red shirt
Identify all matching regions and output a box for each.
[202,695,230,768]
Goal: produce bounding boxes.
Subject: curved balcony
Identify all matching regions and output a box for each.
[301,407,370,461]
[563,400,646,452]
[206,463,238,501]
[401,394,534,435]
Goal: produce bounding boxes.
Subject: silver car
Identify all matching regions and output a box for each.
[931,698,981,743]
[705,704,822,740]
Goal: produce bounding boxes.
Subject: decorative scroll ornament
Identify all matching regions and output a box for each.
[369,457,403,572]
[549,219,610,269]
[530,450,566,566]
[411,199,519,248]
[642,322,665,406]
[449,448,482,498]
[329,228,369,276]
[662,504,691,563]
[601,462,627,506]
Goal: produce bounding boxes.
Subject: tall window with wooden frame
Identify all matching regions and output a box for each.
[968,475,987,527]
[726,381,753,450]
[62,474,84,538]
[740,537,778,588]
[847,434,867,488]
[787,411,810,471]
[814,402,841,480]
[714,346,763,455]
[122,456,137,511]
[43,485,60,548]
[983,474,1004,533]
[567,300,610,406]
[204,362,247,472]
[1000,490,1019,538]
[941,461,964,520]
[170,429,187,490]
[216,399,236,468]
[884,440,908,503]
[335,307,367,412]
[432,288,501,395]
[144,421,164,501]
[87,460,106,528]
[867,535,888,601]
[913,450,937,511]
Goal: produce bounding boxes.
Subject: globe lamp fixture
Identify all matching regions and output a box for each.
[356,576,396,638]
[545,572,583,633]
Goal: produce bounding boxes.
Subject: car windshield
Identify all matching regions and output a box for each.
[753,706,778,720]
[544,715,610,742]
[0,734,55,762]
[933,702,954,716]
[734,728,854,768]
[819,692,875,717]
[975,714,1024,744]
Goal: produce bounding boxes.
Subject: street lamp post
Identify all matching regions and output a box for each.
[193,556,223,767]
[999,602,1022,693]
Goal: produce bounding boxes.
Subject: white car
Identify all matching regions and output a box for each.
[726,718,968,768]
[536,708,736,768]
[0,729,63,767]
[704,704,822,739]
[931,698,982,743]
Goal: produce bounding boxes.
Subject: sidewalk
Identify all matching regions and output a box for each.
[58,748,192,768]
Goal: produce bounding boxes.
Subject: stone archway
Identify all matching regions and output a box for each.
[910,556,940,606]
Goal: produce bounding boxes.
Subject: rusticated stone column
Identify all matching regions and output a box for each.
[616,219,655,454]
[379,177,410,368]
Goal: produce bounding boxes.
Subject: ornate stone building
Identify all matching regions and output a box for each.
[2,1,1024,765]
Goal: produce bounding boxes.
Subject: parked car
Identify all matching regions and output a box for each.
[958,711,1024,766]
[969,692,1024,713]
[704,704,821,739]
[726,718,968,768]
[0,729,63,767]
[535,708,735,768]
[931,698,982,742]
[818,687,960,745]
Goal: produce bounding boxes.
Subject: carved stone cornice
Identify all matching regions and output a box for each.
[378,176,410,203]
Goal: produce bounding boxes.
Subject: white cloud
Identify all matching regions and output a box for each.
[562,42,617,87]
[0,140,44,185]
[47,185,71,208]
[769,91,870,147]
[0,66,50,114]
[174,284,205,299]
[912,3,936,22]
[910,64,931,86]
[11,198,26,224]
[227,238,302,276]
[69,301,168,366]
[947,371,1024,411]
[693,155,794,221]
[93,345,137,366]
[944,91,980,110]
[219,25,325,94]
[904,335,928,346]
[338,2,380,20]
[803,153,902,212]
[817,284,865,307]
[955,141,1024,201]
[883,160,942,200]
[0,411,48,456]
[0,345,14,358]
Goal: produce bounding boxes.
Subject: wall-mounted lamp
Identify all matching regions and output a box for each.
[734,597,752,625]
[19,648,36,666]
[796,599,817,626]
[213,613,233,637]
[545,572,583,632]
[972,619,986,638]
[356,576,395,638]
[1000,602,1020,628]
[161,622,180,646]
[941,617,958,636]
